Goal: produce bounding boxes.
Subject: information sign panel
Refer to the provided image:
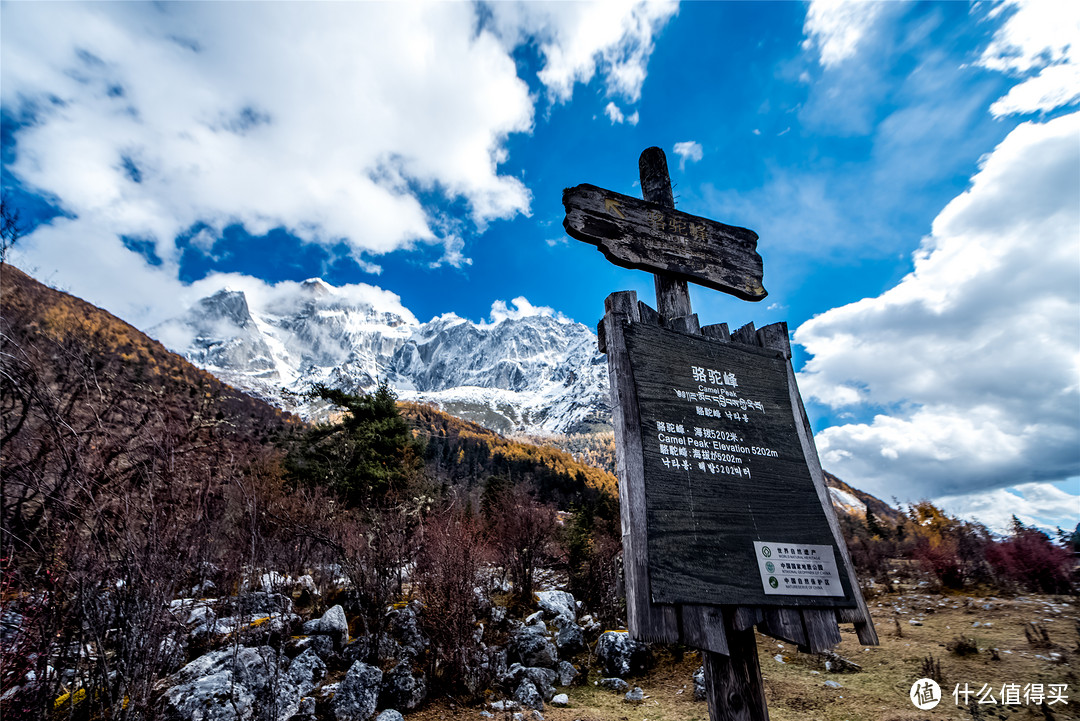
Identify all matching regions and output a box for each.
[624,322,854,607]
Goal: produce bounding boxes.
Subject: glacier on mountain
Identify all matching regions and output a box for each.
[152,279,610,435]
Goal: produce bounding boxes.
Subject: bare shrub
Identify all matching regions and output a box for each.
[919,655,944,684]
[487,485,558,607]
[947,636,979,656]
[1024,622,1051,648]
[413,505,493,695]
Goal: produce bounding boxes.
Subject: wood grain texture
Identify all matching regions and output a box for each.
[702,323,731,342]
[732,607,763,632]
[668,314,701,335]
[681,604,730,656]
[756,323,791,360]
[801,608,843,653]
[562,183,766,302]
[640,147,696,323]
[638,301,661,328]
[603,291,679,643]
[702,610,770,721]
[639,146,676,209]
[760,608,807,647]
[731,322,758,346]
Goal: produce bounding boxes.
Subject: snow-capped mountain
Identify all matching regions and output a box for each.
[152,279,611,435]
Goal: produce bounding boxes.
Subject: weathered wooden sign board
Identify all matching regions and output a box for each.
[625,322,854,608]
[563,184,767,301]
[568,147,877,721]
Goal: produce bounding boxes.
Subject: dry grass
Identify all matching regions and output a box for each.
[410,591,1079,721]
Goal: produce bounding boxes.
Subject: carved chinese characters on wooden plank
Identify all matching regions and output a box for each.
[562,184,767,301]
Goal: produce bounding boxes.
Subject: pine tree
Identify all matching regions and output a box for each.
[284,380,421,505]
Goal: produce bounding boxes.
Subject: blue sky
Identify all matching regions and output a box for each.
[2,0,1077,534]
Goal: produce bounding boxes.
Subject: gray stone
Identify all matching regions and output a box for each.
[692,666,705,701]
[303,604,349,649]
[554,620,584,656]
[502,664,557,701]
[333,661,383,721]
[237,591,294,617]
[162,646,287,721]
[624,687,644,703]
[376,711,405,721]
[297,575,320,598]
[526,668,557,701]
[379,601,428,661]
[474,586,492,615]
[489,701,519,712]
[824,680,843,689]
[524,610,545,626]
[463,646,506,697]
[556,661,577,687]
[598,677,628,693]
[165,670,256,721]
[536,591,576,623]
[514,680,544,711]
[288,649,327,697]
[509,625,557,669]
[551,694,569,707]
[294,634,336,661]
[381,660,428,711]
[594,631,651,678]
[169,646,278,693]
[577,614,601,638]
[298,697,317,718]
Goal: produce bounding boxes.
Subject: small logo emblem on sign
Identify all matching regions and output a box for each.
[768,577,778,589]
[765,561,775,573]
[761,546,772,558]
[909,678,941,710]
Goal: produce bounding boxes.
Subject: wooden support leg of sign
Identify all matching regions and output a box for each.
[638,147,770,721]
[703,617,769,721]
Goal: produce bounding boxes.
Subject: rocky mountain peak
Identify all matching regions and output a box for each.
[154,281,611,435]
[197,288,255,328]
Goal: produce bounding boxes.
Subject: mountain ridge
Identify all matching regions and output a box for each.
[153,279,611,435]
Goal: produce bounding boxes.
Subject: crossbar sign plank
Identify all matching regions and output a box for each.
[563,184,767,302]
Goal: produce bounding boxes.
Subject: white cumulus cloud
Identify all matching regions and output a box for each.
[486,296,566,325]
[979,0,1080,116]
[604,101,640,126]
[935,482,1080,535]
[801,0,887,68]
[2,2,676,329]
[486,0,678,103]
[672,141,703,169]
[795,113,1080,517]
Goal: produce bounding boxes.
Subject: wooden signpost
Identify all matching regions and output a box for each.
[563,148,877,721]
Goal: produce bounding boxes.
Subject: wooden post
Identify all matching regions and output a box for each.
[637,147,770,721]
[703,621,769,721]
[639,148,696,327]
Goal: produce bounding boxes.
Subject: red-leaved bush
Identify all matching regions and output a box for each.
[986,526,1074,594]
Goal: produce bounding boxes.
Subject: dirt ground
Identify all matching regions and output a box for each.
[410,591,1079,721]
